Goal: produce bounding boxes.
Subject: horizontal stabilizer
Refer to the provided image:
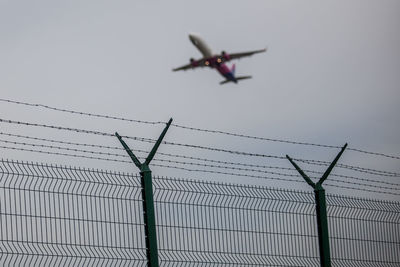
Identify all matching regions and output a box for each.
[220,75,252,85]
[236,75,252,81]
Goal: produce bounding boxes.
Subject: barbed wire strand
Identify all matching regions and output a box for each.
[1,138,399,193]
[0,138,295,177]
[0,98,164,125]
[4,131,399,187]
[0,144,298,184]
[1,118,398,178]
[0,118,305,160]
[296,158,400,177]
[1,144,398,196]
[1,98,399,160]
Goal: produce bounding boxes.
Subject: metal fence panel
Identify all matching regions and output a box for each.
[327,194,400,267]
[153,176,320,266]
[1,160,399,266]
[0,160,147,266]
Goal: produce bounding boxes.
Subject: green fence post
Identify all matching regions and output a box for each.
[115,118,173,267]
[286,143,347,267]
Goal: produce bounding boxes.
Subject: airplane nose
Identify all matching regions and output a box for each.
[188,34,198,45]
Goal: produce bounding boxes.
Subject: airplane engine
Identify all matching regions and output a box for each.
[221,51,230,60]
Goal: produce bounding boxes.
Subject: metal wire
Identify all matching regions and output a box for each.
[1,118,397,178]
[2,97,399,160]
[0,98,164,125]
[1,141,399,196]
[3,131,399,189]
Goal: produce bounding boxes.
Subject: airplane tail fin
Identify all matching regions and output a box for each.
[220,75,252,85]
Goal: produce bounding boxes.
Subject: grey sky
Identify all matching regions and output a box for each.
[0,0,399,200]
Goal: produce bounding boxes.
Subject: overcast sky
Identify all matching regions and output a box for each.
[0,0,399,200]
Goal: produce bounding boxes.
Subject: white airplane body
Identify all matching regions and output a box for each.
[173,34,267,84]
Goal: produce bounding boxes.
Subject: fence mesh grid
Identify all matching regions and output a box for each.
[327,195,400,266]
[153,176,320,266]
[0,160,147,266]
[0,159,399,266]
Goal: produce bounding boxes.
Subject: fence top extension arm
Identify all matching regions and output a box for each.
[145,118,173,166]
[115,118,173,171]
[286,155,316,188]
[318,143,347,186]
[286,143,348,190]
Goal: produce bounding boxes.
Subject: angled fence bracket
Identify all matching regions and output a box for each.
[286,143,347,267]
[116,118,173,267]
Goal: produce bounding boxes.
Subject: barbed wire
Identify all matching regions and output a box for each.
[1,98,399,160]
[0,138,294,177]
[0,139,127,159]
[1,118,398,178]
[0,131,288,169]
[0,144,130,164]
[0,145,300,184]
[2,138,399,194]
[2,144,398,196]
[0,118,284,160]
[296,158,400,177]
[0,98,164,125]
[0,132,126,151]
[2,131,399,188]
[0,138,326,183]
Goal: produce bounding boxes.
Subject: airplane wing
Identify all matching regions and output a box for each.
[173,47,267,71]
[227,48,267,61]
[172,58,207,71]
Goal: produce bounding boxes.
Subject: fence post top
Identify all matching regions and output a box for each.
[140,164,151,173]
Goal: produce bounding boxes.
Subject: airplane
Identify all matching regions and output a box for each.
[173,33,267,85]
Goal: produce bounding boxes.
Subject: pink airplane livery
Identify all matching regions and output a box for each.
[173,33,267,85]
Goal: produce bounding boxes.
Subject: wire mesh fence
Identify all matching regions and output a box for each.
[153,177,320,266]
[0,159,147,266]
[0,159,399,266]
[327,195,400,266]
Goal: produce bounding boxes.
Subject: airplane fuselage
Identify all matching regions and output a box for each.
[189,34,238,83]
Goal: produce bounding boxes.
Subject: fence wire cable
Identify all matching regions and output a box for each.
[1,132,400,189]
[1,97,399,160]
[1,141,399,195]
[1,118,399,177]
[1,144,398,197]
[4,132,400,188]
[296,158,400,177]
[0,97,164,125]
[0,145,301,184]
